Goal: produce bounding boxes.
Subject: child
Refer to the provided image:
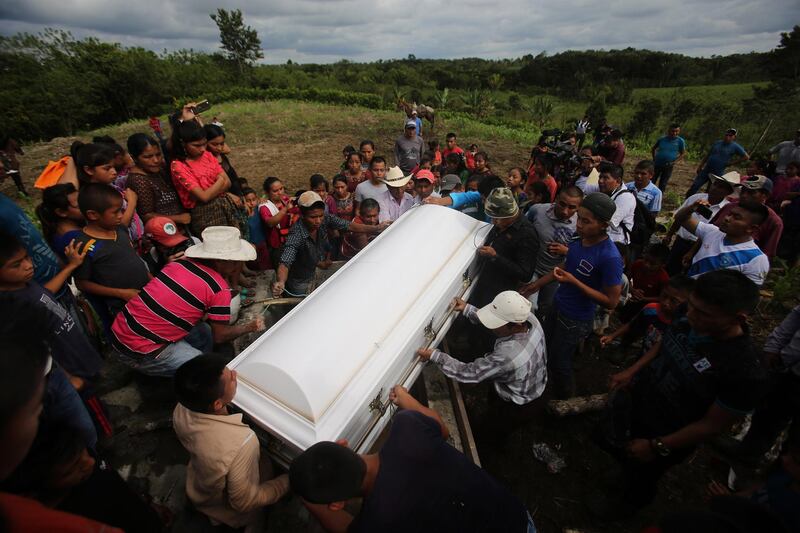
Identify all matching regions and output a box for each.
[600,275,694,359]
[460,175,482,219]
[439,174,463,197]
[506,167,528,205]
[73,183,151,319]
[626,159,662,214]
[331,175,355,221]
[520,192,624,399]
[258,177,298,269]
[620,242,671,322]
[72,141,143,246]
[310,174,336,215]
[341,198,380,259]
[36,183,85,259]
[0,229,103,378]
[170,121,236,236]
[521,181,551,214]
[428,140,442,166]
[413,170,440,205]
[93,136,133,187]
[339,144,356,172]
[527,154,558,203]
[242,187,259,217]
[444,152,470,184]
[143,216,194,274]
[466,143,478,170]
[473,151,492,176]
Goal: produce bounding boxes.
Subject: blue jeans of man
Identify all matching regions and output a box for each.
[117,322,214,377]
[685,168,710,197]
[543,305,593,399]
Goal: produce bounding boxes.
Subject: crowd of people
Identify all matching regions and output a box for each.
[0,100,798,532]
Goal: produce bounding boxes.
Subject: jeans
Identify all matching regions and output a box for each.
[654,163,675,192]
[45,365,98,450]
[685,169,710,197]
[543,305,593,399]
[527,511,537,533]
[117,322,213,377]
[527,274,559,320]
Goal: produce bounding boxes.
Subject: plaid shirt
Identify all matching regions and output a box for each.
[430,305,547,405]
[280,214,350,283]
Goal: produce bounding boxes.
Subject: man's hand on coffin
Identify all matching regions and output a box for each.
[416,348,434,361]
[250,316,266,333]
[389,385,416,409]
[423,196,451,206]
[271,280,285,297]
[477,245,497,258]
[451,297,467,312]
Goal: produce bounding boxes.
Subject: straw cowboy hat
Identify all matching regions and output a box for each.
[185,226,256,261]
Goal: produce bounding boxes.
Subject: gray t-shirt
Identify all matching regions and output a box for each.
[354,180,388,203]
[770,141,800,174]
[394,135,425,173]
[526,203,577,276]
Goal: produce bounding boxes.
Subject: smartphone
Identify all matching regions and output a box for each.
[192,100,212,114]
[696,205,713,219]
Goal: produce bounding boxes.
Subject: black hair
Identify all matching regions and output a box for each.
[635,160,655,174]
[465,174,480,186]
[474,151,489,162]
[370,156,386,169]
[508,167,527,183]
[749,158,769,173]
[669,123,681,129]
[241,187,256,196]
[203,124,226,141]
[476,175,505,198]
[0,230,24,267]
[332,175,348,187]
[359,198,380,214]
[359,140,374,150]
[36,183,80,242]
[310,174,329,191]
[428,139,440,150]
[70,142,116,185]
[92,135,124,156]
[77,183,119,216]
[597,161,624,181]
[419,153,433,166]
[608,129,623,140]
[173,353,228,413]
[172,121,207,160]
[345,152,362,164]
[560,185,584,199]
[11,423,88,493]
[533,153,556,176]
[126,133,160,160]
[0,312,49,432]
[527,181,550,202]
[290,441,366,504]
[668,274,695,293]
[342,145,356,155]
[737,200,769,227]
[693,270,759,315]
[643,242,670,264]
[446,132,456,140]
[263,176,281,194]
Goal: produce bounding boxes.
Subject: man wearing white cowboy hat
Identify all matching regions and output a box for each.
[376,166,415,223]
[417,290,547,446]
[110,226,266,377]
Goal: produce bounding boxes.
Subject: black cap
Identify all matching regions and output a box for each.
[290,442,366,504]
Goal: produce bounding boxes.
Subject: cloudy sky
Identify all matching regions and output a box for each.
[0,0,795,63]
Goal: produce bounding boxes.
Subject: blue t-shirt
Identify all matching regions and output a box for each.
[0,193,62,292]
[704,140,746,176]
[554,237,623,321]
[626,181,662,213]
[653,135,686,167]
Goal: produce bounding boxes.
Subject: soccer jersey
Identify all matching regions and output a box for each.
[687,222,769,286]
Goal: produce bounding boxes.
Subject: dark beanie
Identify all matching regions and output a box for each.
[289,442,366,504]
[581,192,617,222]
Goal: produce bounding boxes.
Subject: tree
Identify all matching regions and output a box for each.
[210,9,263,76]
[627,97,663,139]
[432,88,450,110]
[528,96,554,129]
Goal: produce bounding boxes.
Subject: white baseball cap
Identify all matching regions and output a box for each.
[475,291,532,329]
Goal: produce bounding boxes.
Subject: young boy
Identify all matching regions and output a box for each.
[600,275,695,358]
[506,167,527,205]
[673,197,770,286]
[521,192,624,399]
[341,199,380,259]
[626,159,662,214]
[73,183,151,317]
[172,354,289,530]
[242,187,259,217]
[619,242,671,322]
[598,270,767,517]
[412,169,440,205]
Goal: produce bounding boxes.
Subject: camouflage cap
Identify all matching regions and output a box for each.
[484,187,519,219]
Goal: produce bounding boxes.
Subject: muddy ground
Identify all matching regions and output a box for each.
[5,103,793,532]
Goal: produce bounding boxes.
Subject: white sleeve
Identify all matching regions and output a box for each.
[693,221,719,240]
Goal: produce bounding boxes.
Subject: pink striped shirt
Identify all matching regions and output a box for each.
[111,259,231,357]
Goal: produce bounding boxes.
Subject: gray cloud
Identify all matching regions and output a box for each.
[0,0,794,63]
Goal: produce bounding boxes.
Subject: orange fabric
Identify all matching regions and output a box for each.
[34,156,71,190]
[0,492,123,533]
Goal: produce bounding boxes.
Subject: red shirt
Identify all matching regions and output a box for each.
[712,201,784,259]
[110,258,231,357]
[170,151,224,209]
[630,260,670,298]
[258,198,298,249]
[442,146,463,161]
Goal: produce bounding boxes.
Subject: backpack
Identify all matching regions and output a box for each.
[615,189,656,245]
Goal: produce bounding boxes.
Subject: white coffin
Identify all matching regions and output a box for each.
[229,205,489,463]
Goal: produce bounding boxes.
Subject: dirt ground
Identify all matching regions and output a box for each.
[4,102,792,532]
